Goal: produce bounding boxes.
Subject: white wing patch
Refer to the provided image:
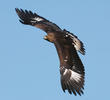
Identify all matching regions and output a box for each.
[30,17,44,23]
[63,69,68,75]
[33,17,44,21]
[63,68,81,82]
[70,69,81,82]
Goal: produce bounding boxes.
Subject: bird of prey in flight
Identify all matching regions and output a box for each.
[15,8,85,96]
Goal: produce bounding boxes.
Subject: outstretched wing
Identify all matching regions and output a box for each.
[15,8,85,54]
[54,35,85,95]
[15,8,62,32]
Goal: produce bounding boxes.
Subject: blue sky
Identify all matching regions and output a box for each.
[0,0,110,100]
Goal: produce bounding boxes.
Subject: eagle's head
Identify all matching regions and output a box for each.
[43,33,55,43]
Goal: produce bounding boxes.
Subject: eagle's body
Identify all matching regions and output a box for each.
[15,8,85,96]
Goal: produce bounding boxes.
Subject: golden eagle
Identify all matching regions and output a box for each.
[15,8,85,96]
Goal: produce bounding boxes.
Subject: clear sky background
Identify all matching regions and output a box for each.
[0,0,110,100]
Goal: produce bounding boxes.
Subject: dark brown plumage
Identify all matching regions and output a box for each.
[15,8,85,96]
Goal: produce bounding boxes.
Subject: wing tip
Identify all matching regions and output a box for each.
[61,81,84,96]
[60,68,85,96]
[15,8,35,25]
[15,8,18,12]
[79,47,85,55]
[15,8,47,26]
[79,41,86,55]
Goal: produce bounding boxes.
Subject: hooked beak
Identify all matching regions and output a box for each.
[44,36,48,40]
